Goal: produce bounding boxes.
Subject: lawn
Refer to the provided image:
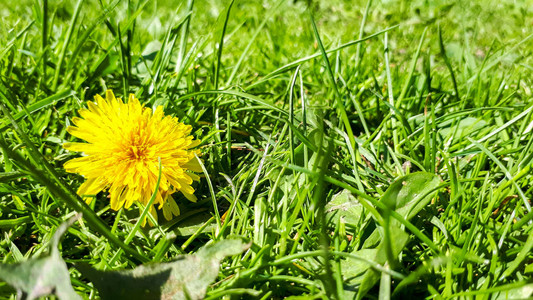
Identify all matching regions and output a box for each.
[1,0,533,299]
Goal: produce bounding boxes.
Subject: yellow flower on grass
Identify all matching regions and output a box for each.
[63,90,202,222]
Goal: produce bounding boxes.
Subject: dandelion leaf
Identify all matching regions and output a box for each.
[326,189,363,228]
[355,226,409,300]
[0,217,81,300]
[351,172,440,299]
[77,239,250,300]
[380,172,441,220]
[341,248,378,286]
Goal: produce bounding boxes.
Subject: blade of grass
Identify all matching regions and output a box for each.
[383,32,399,152]
[354,0,373,75]
[41,0,48,84]
[467,138,531,213]
[197,153,222,236]
[247,25,399,89]
[226,0,284,86]
[438,25,460,101]
[0,89,74,131]
[309,13,356,151]
[213,0,235,89]
[396,27,427,108]
[175,0,194,73]
[51,0,83,91]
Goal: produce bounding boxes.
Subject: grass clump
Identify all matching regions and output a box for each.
[1,0,533,299]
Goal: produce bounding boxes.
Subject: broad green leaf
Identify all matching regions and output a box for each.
[438,117,488,140]
[341,248,378,286]
[0,89,75,131]
[134,40,162,77]
[355,172,440,299]
[0,217,81,300]
[360,228,381,250]
[326,189,363,228]
[0,171,26,183]
[380,172,441,220]
[76,239,250,300]
[356,226,409,300]
[491,283,533,300]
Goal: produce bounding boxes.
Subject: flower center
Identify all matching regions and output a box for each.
[128,145,148,160]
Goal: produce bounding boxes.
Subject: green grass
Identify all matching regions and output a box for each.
[1,0,533,299]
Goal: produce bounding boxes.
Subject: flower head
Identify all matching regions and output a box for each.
[63,90,201,222]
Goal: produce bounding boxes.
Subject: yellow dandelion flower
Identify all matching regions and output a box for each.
[63,90,202,222]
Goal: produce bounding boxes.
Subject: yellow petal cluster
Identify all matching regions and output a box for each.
[63,90,201,222]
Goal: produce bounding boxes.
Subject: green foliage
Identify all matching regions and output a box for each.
[356,172,441,299]
[0,217,81,300]
[0,217,248,300]
[1,0,533,298]
[76,239,249,300]
[380,172,441,219]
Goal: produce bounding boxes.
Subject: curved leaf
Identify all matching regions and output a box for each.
[380,172,441,220]
[76,239,250,300]
[0,216,81,300]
